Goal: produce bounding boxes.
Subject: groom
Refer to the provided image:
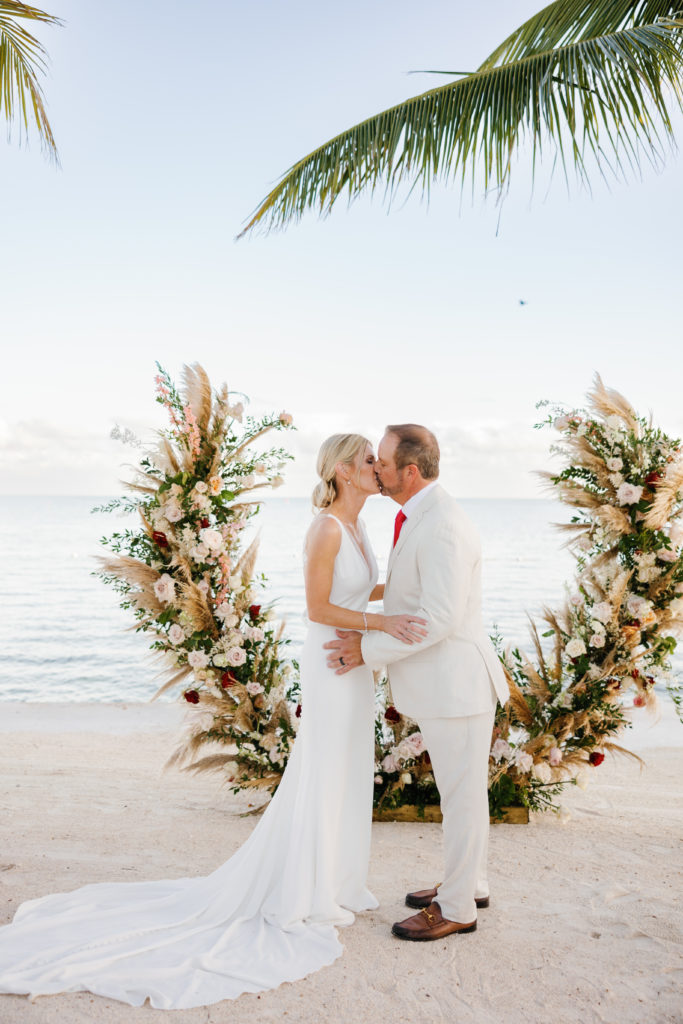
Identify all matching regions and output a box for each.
[324,424,509,940]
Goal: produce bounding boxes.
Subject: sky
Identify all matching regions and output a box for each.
[0,0,682,498]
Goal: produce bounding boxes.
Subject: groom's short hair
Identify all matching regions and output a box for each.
[386,424,440,480]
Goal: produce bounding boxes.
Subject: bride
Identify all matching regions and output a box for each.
[0,433,426,1010]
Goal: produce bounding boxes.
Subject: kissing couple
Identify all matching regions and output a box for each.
[0,424,509,1011]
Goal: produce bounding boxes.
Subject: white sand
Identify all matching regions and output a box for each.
[0,703,681,1024]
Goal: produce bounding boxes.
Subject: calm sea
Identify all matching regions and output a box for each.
[0,496,678,704]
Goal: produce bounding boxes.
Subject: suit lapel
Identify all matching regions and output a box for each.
[386,485,444,583]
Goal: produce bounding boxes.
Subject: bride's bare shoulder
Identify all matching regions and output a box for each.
[305,513,342,555]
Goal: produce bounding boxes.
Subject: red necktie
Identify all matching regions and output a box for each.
[393,509,407,548]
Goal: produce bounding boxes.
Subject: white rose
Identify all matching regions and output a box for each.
[271,476,285,488]
[400,772,413,785]
[153,573,176,604]
[532,761,552,784]
[616,482,644,506]
[566,638,587,658]
[382,754,399,773]
[668,522,683,548]
[168,624,185,645]
[200,528,223,553]
[194,481,208,493]
[592,601,612,624]
[248,626,265,642]
[374,775,383,785]
[609,473,624,488]
[188,650,209,669]
[553,415,570,431]
[658,547,678,563]
[589,633,606,648]
[606,457,623,472]
[246,682,264,696]
[212,653,228,667]
[605,414,622,431]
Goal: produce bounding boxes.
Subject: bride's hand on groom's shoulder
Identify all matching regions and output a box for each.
[383,614,428,645]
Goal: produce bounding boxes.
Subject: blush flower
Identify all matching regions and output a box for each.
[153,573,176,604]
[200,528,223,553]
[616,482,644,506]
[226,647,247,667]
[246,681,264,696]
[208,475,223,495]
[491,738,512,762]
[168,624,185,645]
[279,411,293,426]
[548,746,563,767]
[188,650,209,669]
[606,457,623,472]
[382,753,399,773]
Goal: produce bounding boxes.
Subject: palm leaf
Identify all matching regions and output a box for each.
[239,16,683,236]
[0,1,61,161]
[478,0,678,69]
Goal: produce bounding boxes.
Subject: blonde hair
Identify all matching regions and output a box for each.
[312,433,371,509]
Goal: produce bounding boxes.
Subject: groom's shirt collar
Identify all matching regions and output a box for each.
[401,480,438,519]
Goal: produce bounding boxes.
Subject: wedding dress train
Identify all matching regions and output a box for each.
[0,516,378,1009]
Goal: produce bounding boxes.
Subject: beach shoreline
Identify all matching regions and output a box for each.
[0,704,681,1023]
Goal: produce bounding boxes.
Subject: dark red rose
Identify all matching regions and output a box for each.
[645,676,656,688]
[200,517,210,528]
[184,689,200,704]
[248,605,261,621]
[152,531,169,549]
[630,668,640,679]
[384,705,401,723]
[295,703,302,719]
[220,672,238,689]
[589,751,604,766]
[645,472,661,486]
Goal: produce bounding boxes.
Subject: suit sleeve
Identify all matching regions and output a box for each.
[361,519,475,671]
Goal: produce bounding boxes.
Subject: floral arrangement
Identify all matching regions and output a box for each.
[370,377,683,819]
[95,363,300,792]
[99,369,682,822]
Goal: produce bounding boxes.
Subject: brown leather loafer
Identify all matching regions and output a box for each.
[405,886,489,910]
[392,901,477,941]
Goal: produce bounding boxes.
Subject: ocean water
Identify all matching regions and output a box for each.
[0,496,677,705]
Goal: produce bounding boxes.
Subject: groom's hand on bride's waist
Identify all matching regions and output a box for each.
[324,629,364,675]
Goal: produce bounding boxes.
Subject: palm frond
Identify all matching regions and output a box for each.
[0,1,61,160]
[478,0,677,69]
[239,17,683,236]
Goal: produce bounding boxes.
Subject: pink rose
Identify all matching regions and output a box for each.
[548,746,563,767]
[226,647,247,667]
[246,681,264,696]
[279,410,293,426]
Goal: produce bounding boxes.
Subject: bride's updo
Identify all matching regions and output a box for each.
[312,433,371,510]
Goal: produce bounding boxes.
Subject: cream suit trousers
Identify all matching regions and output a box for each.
[418,705,496,924]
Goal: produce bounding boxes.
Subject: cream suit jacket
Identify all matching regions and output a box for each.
[361,485,509,719]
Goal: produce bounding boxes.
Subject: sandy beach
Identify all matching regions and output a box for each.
[0,702,681,1024]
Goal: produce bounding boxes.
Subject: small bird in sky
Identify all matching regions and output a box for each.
[518,299,528,306]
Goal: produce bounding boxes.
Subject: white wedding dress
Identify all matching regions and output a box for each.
[0,515,379,1010]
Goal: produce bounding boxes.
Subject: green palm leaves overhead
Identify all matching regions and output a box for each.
[0,0,62,161]
[240,1,683,236]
